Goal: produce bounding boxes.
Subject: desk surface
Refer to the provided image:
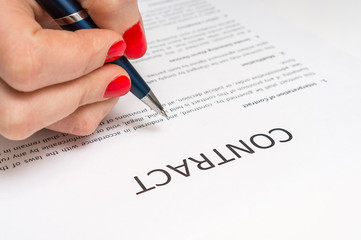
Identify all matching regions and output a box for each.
[259,0,361,61]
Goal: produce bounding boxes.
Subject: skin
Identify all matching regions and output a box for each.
[0,0,145,140]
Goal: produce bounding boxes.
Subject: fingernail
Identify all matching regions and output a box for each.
[123,21,147,59]
[105,40,127,63]
[104,75,131,98]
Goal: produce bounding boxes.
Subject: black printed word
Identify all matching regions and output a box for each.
[134,128,292,195]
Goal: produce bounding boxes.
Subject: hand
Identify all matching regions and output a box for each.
[0,0,147,140]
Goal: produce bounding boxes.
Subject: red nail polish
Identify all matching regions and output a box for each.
[104,75,131,98]
[105,40,127,63]
[123,21,147,59]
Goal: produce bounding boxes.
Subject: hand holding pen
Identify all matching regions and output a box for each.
[0,0,164,140]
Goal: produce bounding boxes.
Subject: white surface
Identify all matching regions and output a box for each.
[259,0,361,60]
[1,1,361,239]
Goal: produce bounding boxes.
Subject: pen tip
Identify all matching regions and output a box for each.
[161,110,168,118]
[140,91,168,118]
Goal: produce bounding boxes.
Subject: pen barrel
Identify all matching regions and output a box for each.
[36,0,83,19]
[61,18,98,30]
[113,58,150,99]
[35,0,151,99]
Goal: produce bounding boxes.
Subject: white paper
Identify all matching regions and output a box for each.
[1,0,361,239]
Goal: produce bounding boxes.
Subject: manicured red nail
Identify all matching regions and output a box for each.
[123,21,147,59]
[105,40,127,63]
[104,75,131,98]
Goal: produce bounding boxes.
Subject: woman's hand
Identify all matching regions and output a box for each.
[0,0,147,140]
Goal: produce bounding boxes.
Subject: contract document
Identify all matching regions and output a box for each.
[1,0,361,239]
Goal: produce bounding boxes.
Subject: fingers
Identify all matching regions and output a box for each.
[0,0,148,140]
[0,0,125,92]
[79,0,147,58]
[0,64,131,140]
[46,98,118,136]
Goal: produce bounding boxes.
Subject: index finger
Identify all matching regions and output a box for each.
[0,0,124,92]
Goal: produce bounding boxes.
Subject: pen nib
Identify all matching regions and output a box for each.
[141,90,168,118]
[161,110,168,118]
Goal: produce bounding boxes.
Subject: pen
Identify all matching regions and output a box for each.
[35,0,167,117]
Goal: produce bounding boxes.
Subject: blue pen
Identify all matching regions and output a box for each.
[35,0,167,117]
